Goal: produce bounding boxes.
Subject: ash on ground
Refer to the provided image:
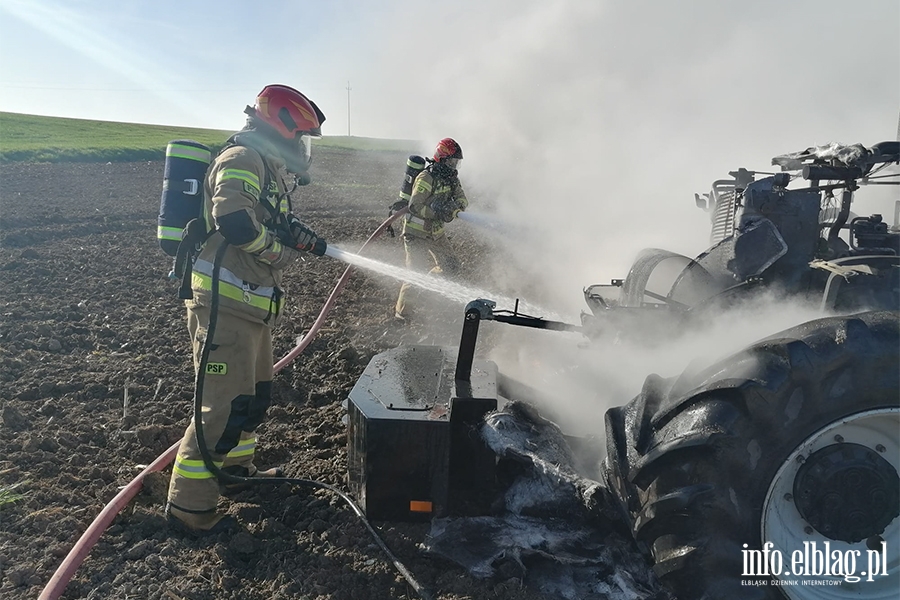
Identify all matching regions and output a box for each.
[423,401,673,600]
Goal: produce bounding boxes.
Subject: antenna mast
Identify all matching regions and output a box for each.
[346,81,352,136]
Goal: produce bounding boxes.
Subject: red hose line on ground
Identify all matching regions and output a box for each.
[39,209,408,600]
[37,442,180,600]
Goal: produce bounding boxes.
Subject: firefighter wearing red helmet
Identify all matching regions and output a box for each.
[166,84,327,534]
[394,137,469,320]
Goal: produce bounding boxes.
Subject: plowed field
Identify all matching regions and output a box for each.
[0,148,658,600]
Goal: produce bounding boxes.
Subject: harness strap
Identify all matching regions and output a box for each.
[175,138,292,306]
[175,218,215,300]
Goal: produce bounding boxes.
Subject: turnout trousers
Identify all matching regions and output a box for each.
[394,233,460,318]
[167,304,274,514]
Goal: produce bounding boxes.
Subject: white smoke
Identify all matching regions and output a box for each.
[338,0,899,435]
[345,0,898,311]
[488,294,828,440]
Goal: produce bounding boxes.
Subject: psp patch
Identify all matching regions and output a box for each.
[205,362,228,375]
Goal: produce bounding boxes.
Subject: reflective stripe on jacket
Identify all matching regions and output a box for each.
[402,168,468,240]
[191,259,283,316]
[190,144,292,325]
[158,225,183,244]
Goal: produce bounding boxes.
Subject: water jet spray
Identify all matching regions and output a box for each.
[323,244,558,318]
[345,139,900,599]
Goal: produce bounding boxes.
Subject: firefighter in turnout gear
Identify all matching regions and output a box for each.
[394,137,469,320]
[166,85,327,535]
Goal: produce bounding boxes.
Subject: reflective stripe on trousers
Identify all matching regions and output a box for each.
[167,305,273,512]
[171,435,257,479]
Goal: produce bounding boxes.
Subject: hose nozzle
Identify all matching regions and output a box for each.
[465,298,496,320]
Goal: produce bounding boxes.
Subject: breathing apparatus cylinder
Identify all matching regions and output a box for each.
[158,140,212,257]
[399,155,426,204]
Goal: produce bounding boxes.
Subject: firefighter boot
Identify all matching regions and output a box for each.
[394,283,416,322]
[165,503,240,537]
[219,464,286,494]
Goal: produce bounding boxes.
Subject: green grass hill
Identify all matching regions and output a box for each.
[0,112,416,162]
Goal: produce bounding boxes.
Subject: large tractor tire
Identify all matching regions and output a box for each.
[604,310,899,599]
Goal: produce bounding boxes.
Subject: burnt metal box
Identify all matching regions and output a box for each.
[347,345,497,521]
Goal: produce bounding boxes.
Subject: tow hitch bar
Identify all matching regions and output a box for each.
[456,298,583,382]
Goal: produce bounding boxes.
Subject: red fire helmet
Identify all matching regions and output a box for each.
[254,85,326,140]
[434,137,463,162]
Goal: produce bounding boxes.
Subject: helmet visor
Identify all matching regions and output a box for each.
[297,134,313,168]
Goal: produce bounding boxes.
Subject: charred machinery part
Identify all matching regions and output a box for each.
[825,185,857,256]
[491,306,584,333]
[576,140,900,599]
[460,298,583,331]
[850,214,900,255]
[802,164,864,181]
[342,140,900,600]
[348,299,583,522]
[792,442,899,543]
[701,179,739,244]
[583,140,900,338]
[455,299,495,383]
[729,167,757,190]
[457,299,582,384]
[814,255,899,312]
[604,311,900,599]
[346,344,498,521]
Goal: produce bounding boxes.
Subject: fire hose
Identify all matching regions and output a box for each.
[39,208,428,600]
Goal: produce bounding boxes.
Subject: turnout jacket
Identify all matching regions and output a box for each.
[190,138,300,326]
[402,166,468,240]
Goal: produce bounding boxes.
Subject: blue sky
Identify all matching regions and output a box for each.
[1,0,897,144]
[0,0,381,134]
[1,0,898,304]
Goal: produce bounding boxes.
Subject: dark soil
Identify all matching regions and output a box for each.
[0,148,647,600]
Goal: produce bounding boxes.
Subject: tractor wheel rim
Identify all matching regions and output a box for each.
[761,407,899,599]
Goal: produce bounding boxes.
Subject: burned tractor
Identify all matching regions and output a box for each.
[592,141,899,599]
[583,141,899,340]
[347,141,899,599]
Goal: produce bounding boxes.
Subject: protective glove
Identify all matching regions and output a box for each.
[387,200,409,237]
[285,215,327,256]
[390,199,409,213]
[431,197,460,223]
